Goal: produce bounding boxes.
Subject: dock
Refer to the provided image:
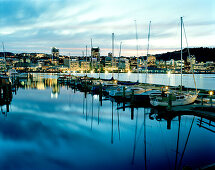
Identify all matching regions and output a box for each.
[56,74,215,119]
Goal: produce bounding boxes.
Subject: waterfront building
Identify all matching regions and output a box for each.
[91,47,100,69]
[64,58,80,71]
[70,60,80,71]
[166,59,175,69]
[118,58,130,72]
[130,57,138,71]
[104,54,112,71]
[147,55,156,67]
[175,59,185,69]
[206,61,215,71]
[91,47,100,59]
[157,60,166,69]
[0,57,6,71]
[80,61,90,71]
[194,62,205,71]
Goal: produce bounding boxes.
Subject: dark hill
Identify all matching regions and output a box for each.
[154,47,215,62]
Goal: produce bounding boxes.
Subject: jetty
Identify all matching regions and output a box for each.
[55,74,215,119]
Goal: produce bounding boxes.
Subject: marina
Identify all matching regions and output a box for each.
[0,0,214,169]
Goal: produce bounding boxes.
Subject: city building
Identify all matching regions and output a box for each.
[147,55,156,67]
[52,47,59,58]
[118,58,130,72]
[80,61,90,71]
[91,47,100,69]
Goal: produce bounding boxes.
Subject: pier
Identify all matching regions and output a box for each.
[55,74,215,120]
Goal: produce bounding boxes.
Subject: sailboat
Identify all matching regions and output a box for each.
[150,17,198,107]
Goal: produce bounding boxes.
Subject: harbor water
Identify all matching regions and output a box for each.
[0,73,214,170]
[76,73,215,90]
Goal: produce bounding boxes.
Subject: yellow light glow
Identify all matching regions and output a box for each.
[105,70,108,74]
[165,86,169,90]
[128,70,131,74]
[90,70,94,74]
[114,80,117,84]
[209,91,214,96]
[73,71,76,73]
[81,71,83,73]
[167,71,171,77]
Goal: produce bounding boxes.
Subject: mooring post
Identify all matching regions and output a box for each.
[123,86,125,98]
[210,95,212,107]
[201,96,203,109]
[168,93,172,111]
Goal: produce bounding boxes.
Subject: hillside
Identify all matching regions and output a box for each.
[154,47,215,62]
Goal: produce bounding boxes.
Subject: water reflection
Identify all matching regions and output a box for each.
[0,74,214,170]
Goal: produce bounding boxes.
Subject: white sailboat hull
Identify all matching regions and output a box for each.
[150,94,198,107]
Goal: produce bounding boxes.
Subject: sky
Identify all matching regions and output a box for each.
[0,0,214,56]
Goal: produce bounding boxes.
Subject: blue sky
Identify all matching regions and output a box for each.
[0,0,214,56]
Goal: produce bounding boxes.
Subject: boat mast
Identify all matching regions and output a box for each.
[112,33,114,79]
[182,20,197,93]
[145,21,151,84]
[69,52,71,75]
[91,38,93,70]
[2,42,6,70]
[85,45,87,76]
[118,42,122,80]
[134,20,139,82]
[180,17,183,91]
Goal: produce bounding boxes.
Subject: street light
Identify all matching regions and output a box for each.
[209,90,213,107]
[209,91,214,96]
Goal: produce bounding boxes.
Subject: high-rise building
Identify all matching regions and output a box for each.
[51,47,59,58]
[91,47,100,59]
[91,47,100,69]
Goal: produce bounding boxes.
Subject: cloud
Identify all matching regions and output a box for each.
[0,0,214,55]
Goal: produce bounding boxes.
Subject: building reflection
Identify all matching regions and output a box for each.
[17,74,60,98]
[0,78,13,116]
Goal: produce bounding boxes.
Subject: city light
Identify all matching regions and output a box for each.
[128,70,131,75]
[90,70,94,74]
[167,71,171,77]
[105,70,108,74]
[165,86,169,90]
[209,91,214,96]
[81,70,83,73]
[73,71,76,74]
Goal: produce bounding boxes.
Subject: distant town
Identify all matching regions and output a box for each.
[0,47,215,74]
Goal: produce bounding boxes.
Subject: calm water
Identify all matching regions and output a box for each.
[0,73,214,170]
[74,73,215,90]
